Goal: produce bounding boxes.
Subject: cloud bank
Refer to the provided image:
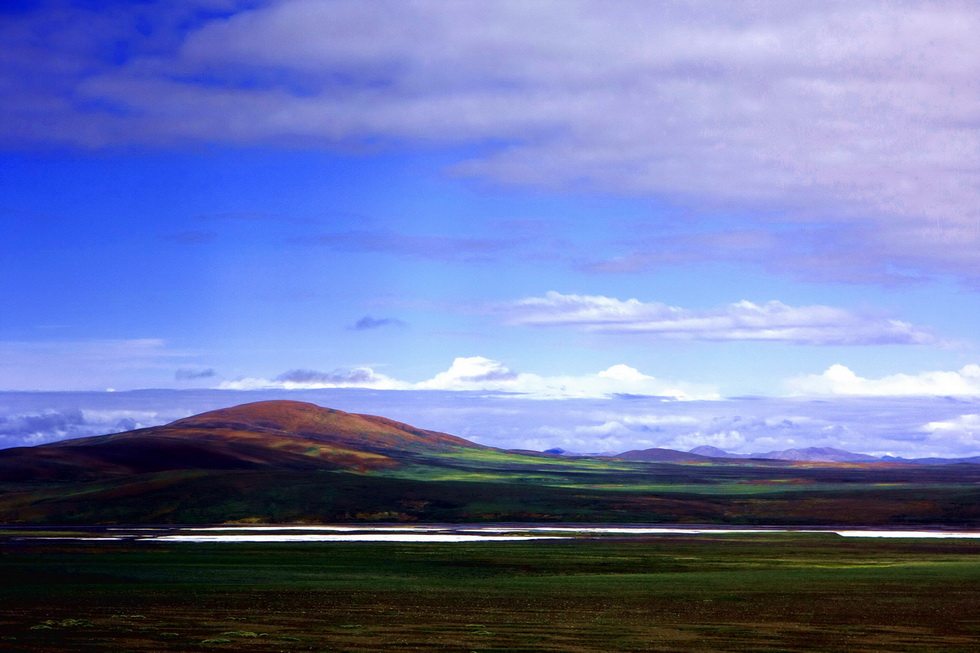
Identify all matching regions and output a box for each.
[788,364,980,396]
[5,389,980,459]
[219,356,719,400]
[503,292,940,345]
[0,403,172,449]
[224,367,407,391]
[924,414,980,450]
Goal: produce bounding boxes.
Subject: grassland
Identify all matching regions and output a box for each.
[3,446,980,526]
[2,533,979,651]
[4,399,980,526]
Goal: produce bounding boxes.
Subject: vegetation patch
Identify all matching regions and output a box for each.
[2,536,979,651]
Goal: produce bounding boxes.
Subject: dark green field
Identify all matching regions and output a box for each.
[2,533,979,652]
[4,400,980,528]
[4,452,980,526]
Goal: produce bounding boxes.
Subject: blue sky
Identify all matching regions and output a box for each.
[3,1,980,456]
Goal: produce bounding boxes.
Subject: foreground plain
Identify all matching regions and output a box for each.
[2,531,980,652]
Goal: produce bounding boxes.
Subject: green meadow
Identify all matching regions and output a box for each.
[3,446,980,526]
[4,398,980,528]
[2,533,979,651]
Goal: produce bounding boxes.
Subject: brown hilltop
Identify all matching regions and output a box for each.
[164,400,477,452]
[0,400,485,481]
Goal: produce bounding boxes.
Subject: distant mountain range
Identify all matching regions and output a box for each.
[618,444,980,465]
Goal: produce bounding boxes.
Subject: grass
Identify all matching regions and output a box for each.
[2,533,980,651]
[436,448,641,470]
[549,481,980,495]
[3,448,980,526]
[3,465,980,525]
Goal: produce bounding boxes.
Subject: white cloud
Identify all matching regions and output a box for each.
[219,355,719,400]
[503,292,940,345]
[666,430,748,453]
[924,414,980,449]
[7,2,980,282]
[787,363,980,396]
[596,413,701,428]
[414,356,719,400]
[0,406,176,448]
[414,356,518,390]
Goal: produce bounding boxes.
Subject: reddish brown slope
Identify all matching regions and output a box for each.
[0,400,485,481]
[163,400,477,452]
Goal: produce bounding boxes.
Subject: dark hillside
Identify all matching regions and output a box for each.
[2,400,980,526]
[0,401,484,482]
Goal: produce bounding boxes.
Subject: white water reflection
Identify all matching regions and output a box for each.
[17,536,128,541]
[6,524,980,542]
[835,530,980,539]
[472,527,803,535]
[154,533,566,543]
[182,525,432,532]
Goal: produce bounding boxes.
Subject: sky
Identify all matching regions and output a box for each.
[3,0,980,457]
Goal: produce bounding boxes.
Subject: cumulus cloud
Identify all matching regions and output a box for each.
[414,357,719,400]
[5,1,980,283]
[503,292,940,345]
[0,409,86,447]
[218,356,718,400]
[529,412,706,453]
[787,364,980,396]
[923,414,980,450]
[414,357,520,389]
[0,406,166,448]
[667,429,749,454]
[660,414,835,454]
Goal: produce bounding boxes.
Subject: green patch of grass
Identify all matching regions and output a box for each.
[3,535,980,651]
[550,481,946,495]
[384,467,559,483]
[436,448,640,471]
[4,457,980,526]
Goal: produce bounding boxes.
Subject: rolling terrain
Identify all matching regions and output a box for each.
[4,535,980,651]
[1,400,979,526]
[0,400,481,481]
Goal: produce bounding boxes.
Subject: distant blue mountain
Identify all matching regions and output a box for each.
[687,445,980,465]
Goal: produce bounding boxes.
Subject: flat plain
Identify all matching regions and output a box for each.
[2,531,979,652]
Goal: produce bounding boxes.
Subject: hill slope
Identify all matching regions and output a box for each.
[2,400,980,526]
[0,400,484,481]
